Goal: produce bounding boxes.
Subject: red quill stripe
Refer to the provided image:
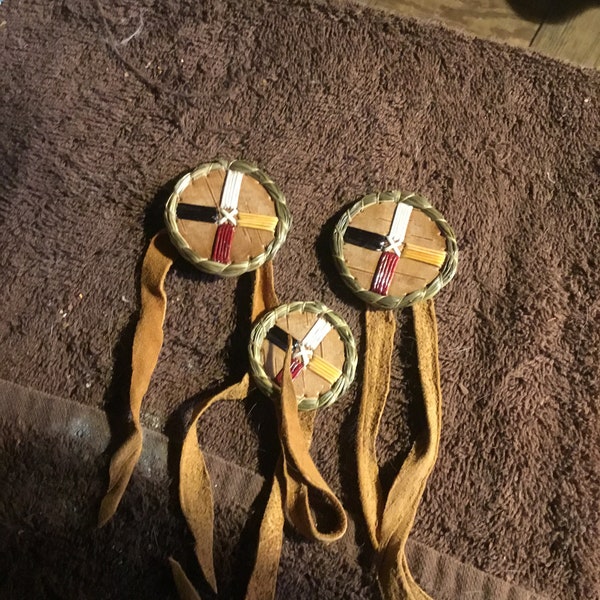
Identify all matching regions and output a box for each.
[275,357,305,385]
[370,251,399,295]
[211,223,235,264]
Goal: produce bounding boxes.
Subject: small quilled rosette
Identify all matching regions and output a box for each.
[333,192,458,310]
[249,301,357,411]
[165,159,291,277]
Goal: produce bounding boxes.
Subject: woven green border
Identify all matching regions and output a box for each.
[248,301,357,411]
[164,159,291,277]
[332,192,458,310]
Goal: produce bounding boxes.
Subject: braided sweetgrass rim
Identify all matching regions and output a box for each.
[332,191,458,310]
[248,301,357,411]
[164,159,291,277]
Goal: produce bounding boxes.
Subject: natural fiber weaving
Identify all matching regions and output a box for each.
[165,159,290,277]
[333,192,457,310]
[245,301,357,593]
[249,300,357,411]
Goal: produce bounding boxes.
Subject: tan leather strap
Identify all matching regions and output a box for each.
[169,557,206,600]
[171,261,280,598]
[98,230,179,527]
[246,343,347,599]
[244,456,285,600]
[358,300,441,599]
[277,344,347,542]
[250,258,280,321]
[174,371,287,600]
[179,374,252,592]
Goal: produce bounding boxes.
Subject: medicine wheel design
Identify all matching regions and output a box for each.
[332,192,458,310]
[165,159,290,277]
[249,301,357,411]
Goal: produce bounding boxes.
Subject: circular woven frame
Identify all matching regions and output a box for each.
[248,301,357,411]
[164,159,291,277]
[332,192,458,310]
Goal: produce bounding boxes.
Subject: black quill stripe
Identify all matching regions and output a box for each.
[176,203,219,223]
[344,226,387,252]
[266,326,300,352]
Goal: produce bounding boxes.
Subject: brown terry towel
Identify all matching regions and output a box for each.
[0,380,546,599]
[0,0,598,599]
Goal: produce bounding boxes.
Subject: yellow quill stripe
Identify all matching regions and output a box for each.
[402,244,446,268]
[308,354,342,385]
[238,213,279,232]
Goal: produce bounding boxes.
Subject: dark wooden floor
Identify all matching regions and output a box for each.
[361,0,600,68]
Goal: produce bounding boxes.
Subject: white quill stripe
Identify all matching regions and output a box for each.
[388,203,413,243]
[220,170,244,211]
[301,318,333,351]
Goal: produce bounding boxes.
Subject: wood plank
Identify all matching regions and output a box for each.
[531,5,600,69]
[360,0,540,47]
